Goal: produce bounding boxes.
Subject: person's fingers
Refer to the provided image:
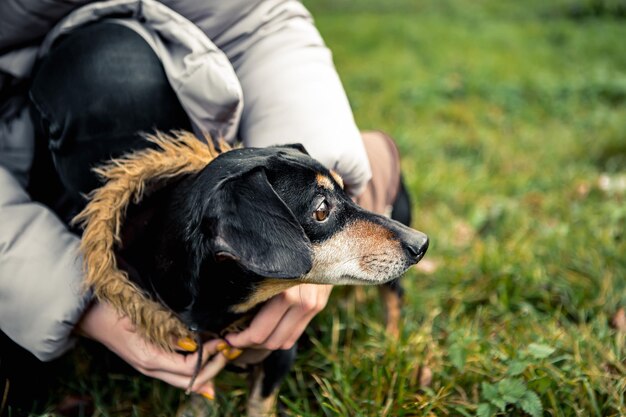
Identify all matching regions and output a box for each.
[142,370,214,400]
[190,351,229,393]
[78,302,232,395]
[175,337,199,352]
[225,284,331,350]
[194,382,216,401]
[141,345,228,397]
[225,296,291,348]
[230,348,272,367]
[142,369,199,390]
[262,306,317,350]
[257,284,329,349]
[139,339,225,376]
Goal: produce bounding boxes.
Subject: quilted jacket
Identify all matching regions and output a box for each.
[0,0,370,361]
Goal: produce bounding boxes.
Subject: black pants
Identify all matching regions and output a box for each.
[2,22,192,415]
[28,21,192,221]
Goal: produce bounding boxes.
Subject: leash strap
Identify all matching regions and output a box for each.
[185,330,203,395]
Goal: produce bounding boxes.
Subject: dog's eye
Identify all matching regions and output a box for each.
[314,200,330,222]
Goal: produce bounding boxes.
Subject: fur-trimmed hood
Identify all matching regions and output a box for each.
[73,131,228,351]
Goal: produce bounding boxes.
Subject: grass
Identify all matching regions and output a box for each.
[37,0,626,416]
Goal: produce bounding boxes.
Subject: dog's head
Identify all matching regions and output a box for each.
[166,144,427,279]
[133,144,428,327]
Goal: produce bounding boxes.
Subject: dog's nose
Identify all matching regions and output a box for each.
[402,231,429,264]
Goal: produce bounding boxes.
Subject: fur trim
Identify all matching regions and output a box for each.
[73,131,229,351]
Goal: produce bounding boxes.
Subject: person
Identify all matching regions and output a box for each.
[0,0,404,412]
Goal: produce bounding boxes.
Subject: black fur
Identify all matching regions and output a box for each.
[116,142,428,402]
[261,346,298,398]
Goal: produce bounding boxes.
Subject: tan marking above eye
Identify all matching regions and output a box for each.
[330,170,344,189]
[316,173,335,190]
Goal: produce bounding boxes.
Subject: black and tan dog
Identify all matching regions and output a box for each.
[75,131,428,416]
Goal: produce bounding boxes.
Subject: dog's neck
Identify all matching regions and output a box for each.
[117,184,273,334]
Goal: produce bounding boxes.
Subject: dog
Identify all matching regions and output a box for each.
[74,131,428,416]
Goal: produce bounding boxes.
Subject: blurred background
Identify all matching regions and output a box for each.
[45,1,626,415]
[300,1,626,416]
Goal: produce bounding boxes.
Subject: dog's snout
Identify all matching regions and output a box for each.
[402,231,429,264]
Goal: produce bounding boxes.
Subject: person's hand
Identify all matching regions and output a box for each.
[225,284,332,353]
[77,301,229,399]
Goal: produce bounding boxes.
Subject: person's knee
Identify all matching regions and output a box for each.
[31,22,189,144]
[29,22,190,196]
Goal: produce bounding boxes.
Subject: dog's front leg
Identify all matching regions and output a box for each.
[378,175,413,338]
[379,279,404,337]
[247,347,297,417]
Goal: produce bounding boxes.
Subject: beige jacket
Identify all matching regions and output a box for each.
[0,0,370,360]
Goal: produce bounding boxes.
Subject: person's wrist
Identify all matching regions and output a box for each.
[75,301,115,345]
[75,300,97,338]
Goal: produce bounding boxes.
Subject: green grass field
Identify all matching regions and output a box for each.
[41,1,626,416]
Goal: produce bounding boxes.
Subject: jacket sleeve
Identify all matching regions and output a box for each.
[209,0,372,197]
[0,0,92,52]
[0,165,92,361]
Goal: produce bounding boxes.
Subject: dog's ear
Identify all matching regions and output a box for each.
[276,143,309,155]
[203,168,312,278]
